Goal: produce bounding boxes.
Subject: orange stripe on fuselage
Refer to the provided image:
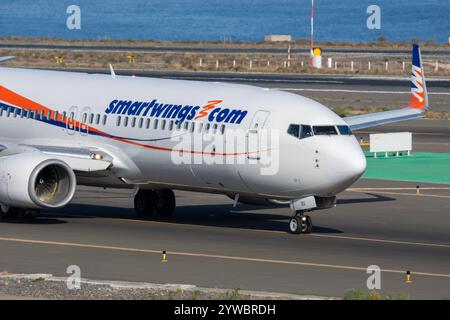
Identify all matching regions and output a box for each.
[0,86,254,156]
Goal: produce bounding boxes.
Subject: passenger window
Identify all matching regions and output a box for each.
[146,118,151,129]
[176,121,182,130]
[96,114,100,125]
[313,126,338,135]
[183,121,189,130]
[116,116,122,126]
[190,122,195,133]
[102,115,107,125]
[220,124,225,135]
[124,116,129,127]
[205,123,210,133]
[14,108,19,118]
[161,119,166,130]
[169,120,174,131]
[89,113,94,124]
[138,118,143,128]
[82,113,87,123]
[131,117,136,128]
[212,124,218,134]
[337,125,352,135]
[154,119,158,129]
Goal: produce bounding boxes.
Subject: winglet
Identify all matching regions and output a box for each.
[0,56,15,63]
[410,44,429,111]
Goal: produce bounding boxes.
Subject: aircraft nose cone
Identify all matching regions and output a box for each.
[318,138,367,194]
[339,140,367,185]
[346,146,367,180]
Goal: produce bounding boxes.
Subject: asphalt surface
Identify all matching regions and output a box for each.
[1,43,449,56]
[0,179,449,299]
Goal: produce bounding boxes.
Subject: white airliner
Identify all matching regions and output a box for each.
[0,44,428,234]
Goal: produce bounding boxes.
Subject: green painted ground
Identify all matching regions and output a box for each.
[363,152,450,185]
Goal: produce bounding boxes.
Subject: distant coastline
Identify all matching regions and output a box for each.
[1,36,448,50]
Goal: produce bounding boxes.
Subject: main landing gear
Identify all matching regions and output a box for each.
[289,212,313,234]
[0,204,40,220]
[134,189,176,217]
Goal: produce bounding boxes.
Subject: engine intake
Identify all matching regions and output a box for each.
[29,160,76,208]
[0,153,76,209]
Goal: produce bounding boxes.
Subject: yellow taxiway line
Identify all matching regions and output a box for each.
[0,236,450,279]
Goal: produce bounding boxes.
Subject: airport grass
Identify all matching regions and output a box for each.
[363,152,450,185]
[1,37,449,76]
[344,289,410,300]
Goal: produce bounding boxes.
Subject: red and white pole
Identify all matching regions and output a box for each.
[310,0,314,65]
[287,44,291,67]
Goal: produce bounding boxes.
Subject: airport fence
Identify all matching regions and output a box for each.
[191,56,450,75]
[2,48,449,76]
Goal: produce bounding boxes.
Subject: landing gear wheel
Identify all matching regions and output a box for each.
[0,205,19,219]
[154,189,176,217]
[302,215,313,234]
[134,190,156,216]
[23,209,40,219]
[288,214,313,234]
[289,216,302,234]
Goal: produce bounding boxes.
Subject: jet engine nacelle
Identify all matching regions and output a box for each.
[0,152,76,209]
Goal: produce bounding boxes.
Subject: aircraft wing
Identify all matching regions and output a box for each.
[0,56,15,63]
[344,107,424,131]
[344,44,429,131]
[0,143,112,172]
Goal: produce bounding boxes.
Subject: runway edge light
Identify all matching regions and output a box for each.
[406,270,412,283]
[162,250,168,263]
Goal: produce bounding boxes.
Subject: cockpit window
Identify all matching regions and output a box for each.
[287,124,300,138]
[287,124,314,139]
[300,125,313,139]
[313,126,338,135]
[337,125,353,135]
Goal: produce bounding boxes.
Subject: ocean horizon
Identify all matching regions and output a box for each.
[0,0,448,43]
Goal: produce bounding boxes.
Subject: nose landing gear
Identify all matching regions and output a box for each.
[289,212,313,234]
[288,196,317,234]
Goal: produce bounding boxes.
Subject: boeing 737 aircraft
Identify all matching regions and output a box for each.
[0,44,428,234]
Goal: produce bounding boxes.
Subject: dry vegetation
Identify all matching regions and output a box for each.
[2,47,450,77]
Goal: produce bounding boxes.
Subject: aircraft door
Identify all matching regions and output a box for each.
[65,106,78,135]
[246,110,270,160]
